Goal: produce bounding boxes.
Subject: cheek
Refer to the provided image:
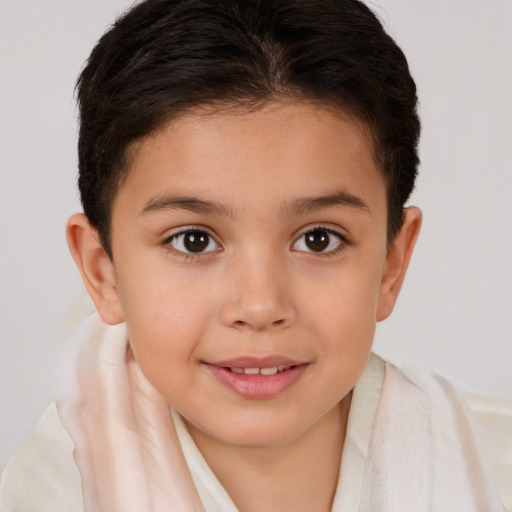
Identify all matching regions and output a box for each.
[313,295,376,362]
[306,281,378,397]
[115,262,217,385]
[301,261,382,336]
[117,251,214,330]
[295,261,384,391]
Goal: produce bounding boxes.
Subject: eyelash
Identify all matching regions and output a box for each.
[162,224,349,260]
[292,225,349,257]
[163,226,221,261]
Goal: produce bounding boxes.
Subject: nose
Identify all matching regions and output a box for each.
[219,252,297,332]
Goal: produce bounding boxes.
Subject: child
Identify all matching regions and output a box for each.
[1,0,510,510]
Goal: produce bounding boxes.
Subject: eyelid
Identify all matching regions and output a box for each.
[291,224,348,254]
[163,225,222,256]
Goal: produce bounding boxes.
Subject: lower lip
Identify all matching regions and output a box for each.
[205,364,308,399]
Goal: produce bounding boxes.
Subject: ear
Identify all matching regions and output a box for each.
[376,207,422,321]
[66,213,124,325]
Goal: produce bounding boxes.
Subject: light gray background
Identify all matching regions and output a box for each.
[1,0,511,470]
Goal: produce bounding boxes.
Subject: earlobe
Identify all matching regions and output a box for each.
[66,213,124,325]
[376,207,422,322]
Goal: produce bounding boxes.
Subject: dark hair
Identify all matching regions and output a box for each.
[76,0,420,258]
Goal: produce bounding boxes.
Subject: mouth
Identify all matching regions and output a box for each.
[229,364,296,375]
[204,358,309,399]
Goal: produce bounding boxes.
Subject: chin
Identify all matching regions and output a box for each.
[207,415,312,449]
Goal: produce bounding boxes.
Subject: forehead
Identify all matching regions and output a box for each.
[116,100,386,220]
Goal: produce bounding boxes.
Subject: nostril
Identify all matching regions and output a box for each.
[230,317,287,330]
[220,298,295,331]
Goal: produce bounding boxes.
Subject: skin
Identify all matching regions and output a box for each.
[67,100,421,511]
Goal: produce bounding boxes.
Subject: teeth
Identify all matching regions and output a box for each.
[229,366,290,375]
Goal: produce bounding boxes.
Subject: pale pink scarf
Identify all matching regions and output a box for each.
[359,363,506,511]
[56,314,505,511]
[56,315,204,512]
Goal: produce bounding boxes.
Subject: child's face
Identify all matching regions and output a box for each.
[93,100,414,448]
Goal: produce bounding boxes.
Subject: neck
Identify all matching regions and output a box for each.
[187,393,352,512]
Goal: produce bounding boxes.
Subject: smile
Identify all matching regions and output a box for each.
[205,358,309,399]
[230,365,292,375]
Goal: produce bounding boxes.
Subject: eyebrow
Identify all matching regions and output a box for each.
[284,190,370,216]
[140,189,369,218]
[141,195,235,217]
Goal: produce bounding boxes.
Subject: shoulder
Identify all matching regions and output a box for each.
[464,391,512,511]
[394,360,512,511]
[0,402,84,512]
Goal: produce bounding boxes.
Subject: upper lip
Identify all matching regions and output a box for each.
[207,356,307,368]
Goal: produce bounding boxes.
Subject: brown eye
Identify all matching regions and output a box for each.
[293,228,343,253]
[184,231,209,252]
[170,230,219,254]
[305,230,329,252]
